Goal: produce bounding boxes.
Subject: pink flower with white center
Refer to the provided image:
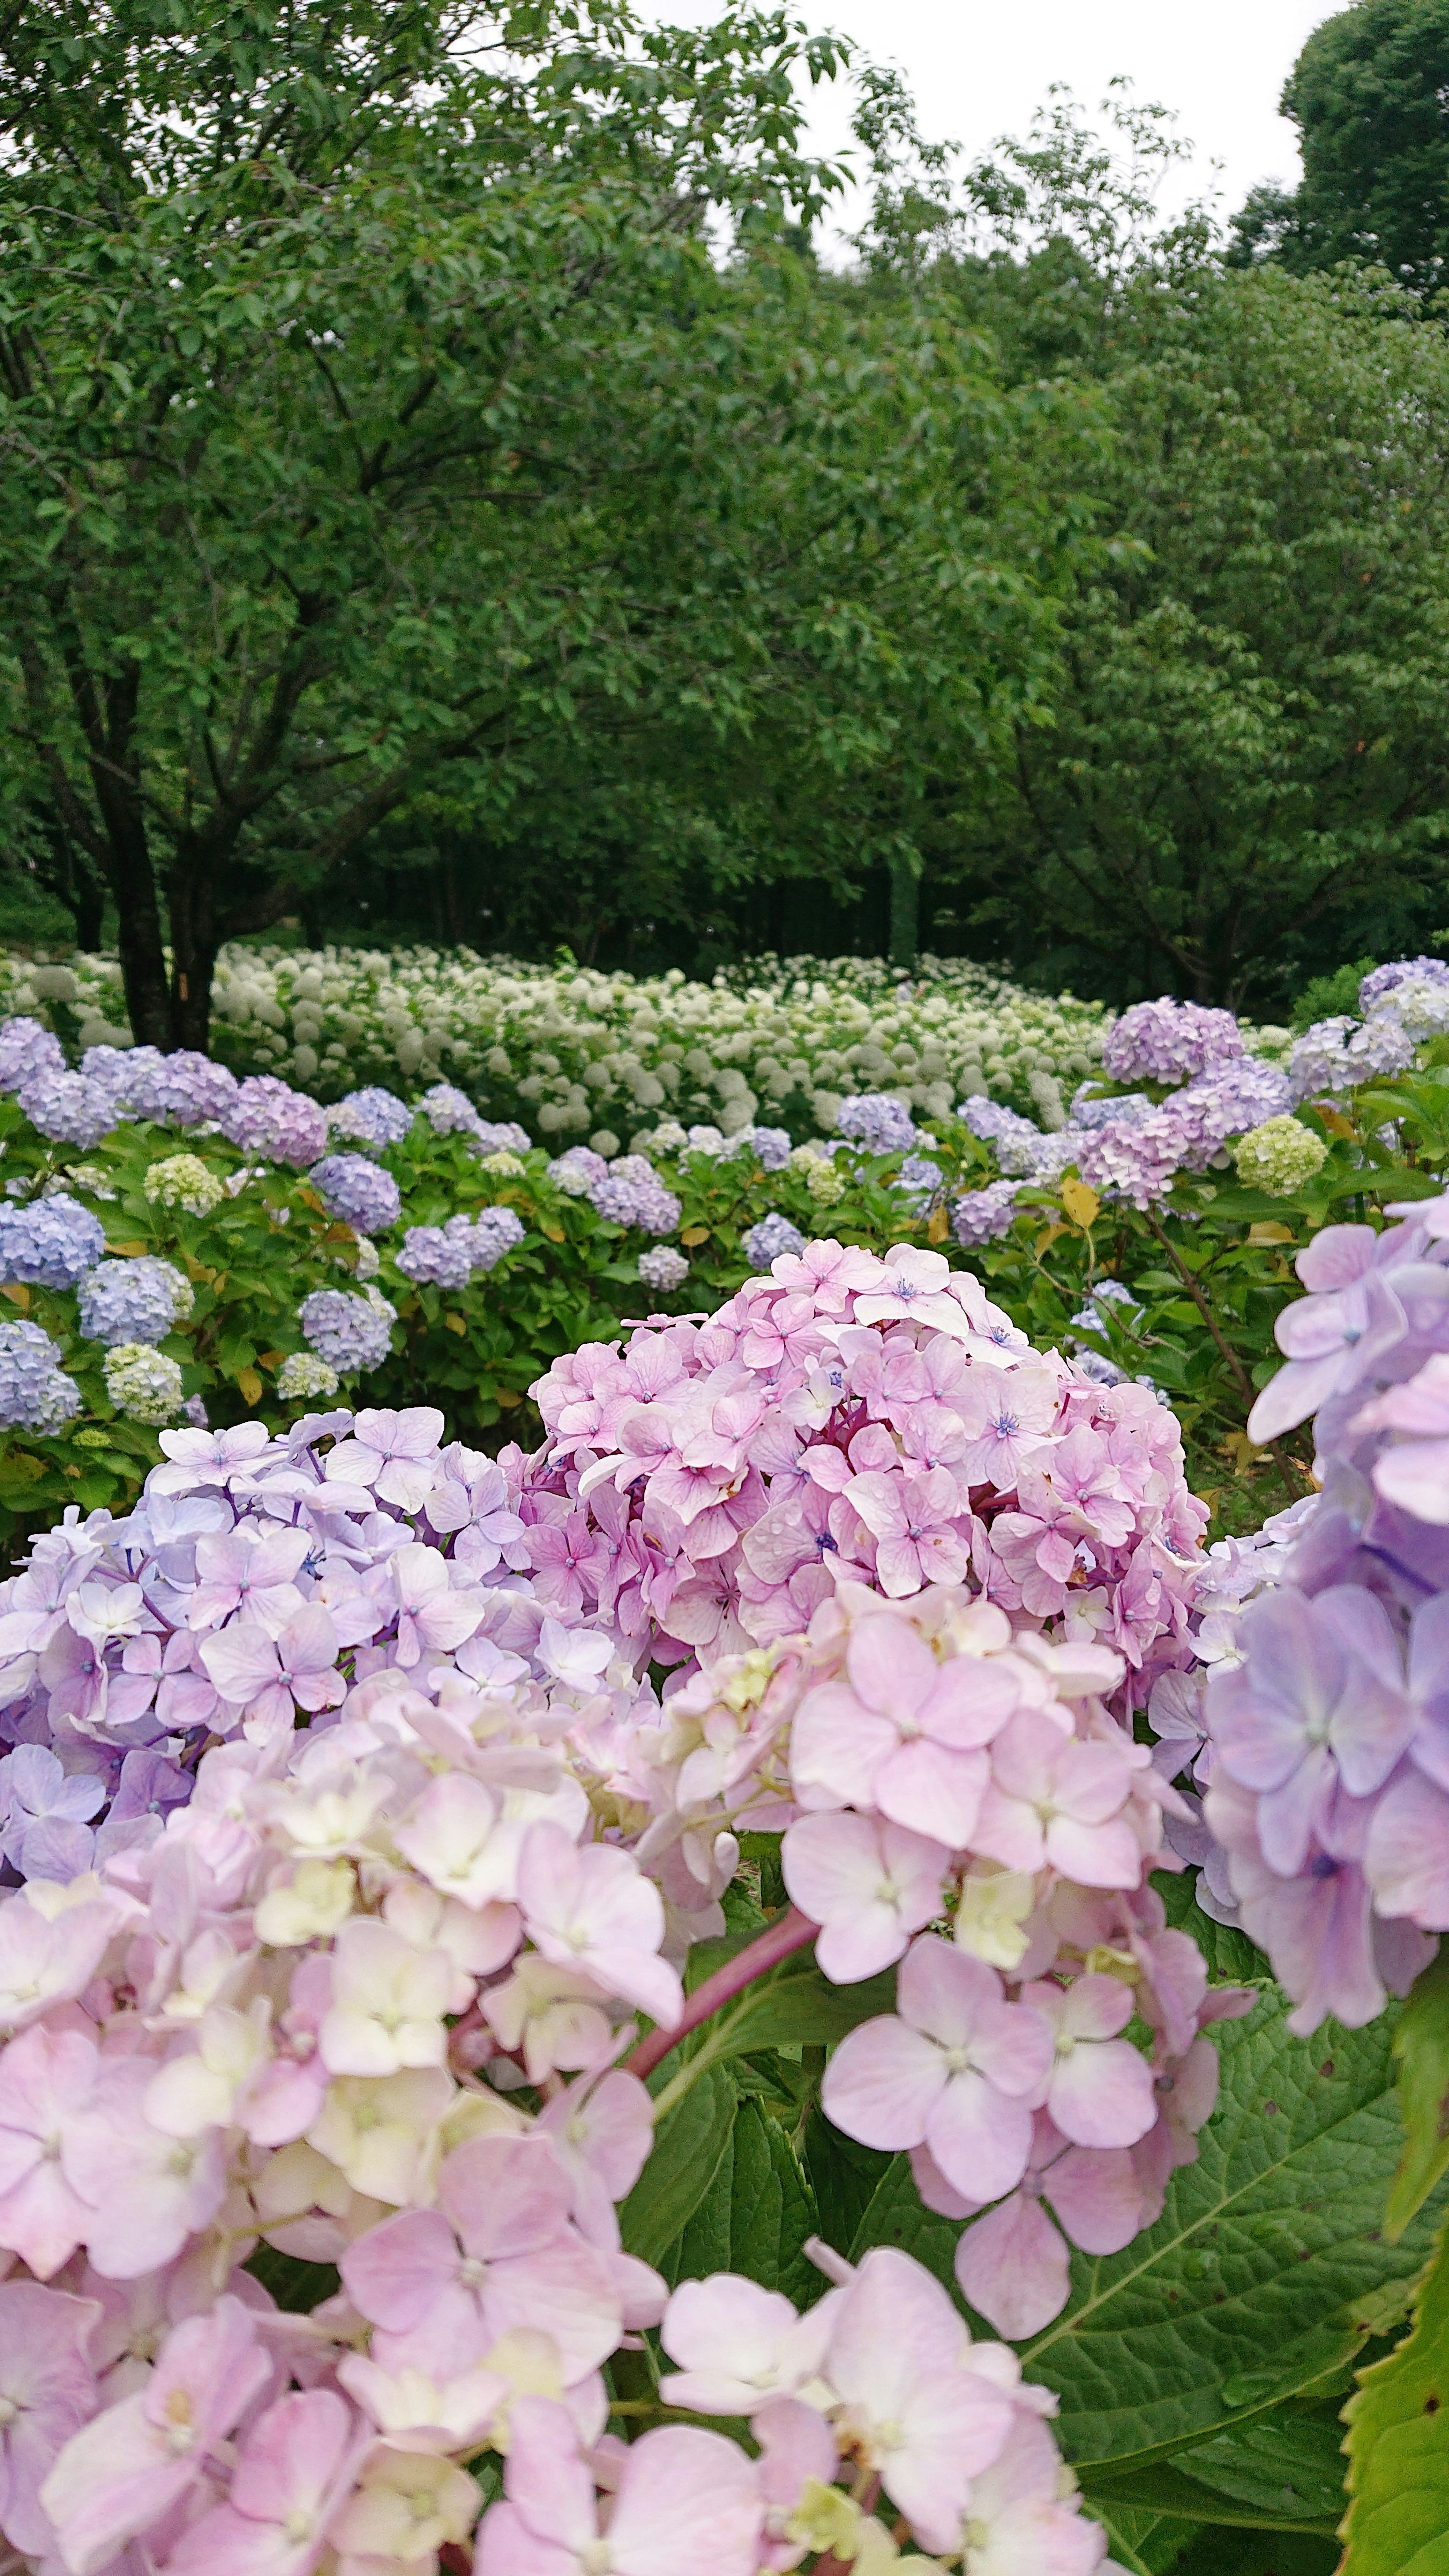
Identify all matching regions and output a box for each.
[782,1813,950,1981]
[955,1365,1061,1490]
[162,2387,367,2576]
[0,2022,102,2276]
[852,1244,981,1340]
[938,2113,1145,2338]
[536,1616,615,1693]
[476,2394,764,2576]
[847,1465,972,1597]
[484,1959,616,2089]
[517,1822,683,2028]
[974,1710,1144,1887]
[315,2442,481,2569]
[184,1524,311,1637]
[820,2247,1014,2552]
[0,1890,113,2042]
[60,2056,229,2278]
[323,1406,446,1514]
[770,1240,888,1312]
[1020,1975,1157,2149]
[0,2282,100,2558]
[198,1606,343,1739]
[960,2411,1107,2576]
[659,2275,835,2416]
[337,2351,509,2453]
[537,2069,655,2245]
[383,1543,487,1669]
[318,1918,456,2078]
[790,1612,1018,1847]
[341,2133,623,2383]
[822,1936,1052,2202]
[40,2295,272,2576]
[151,1421,275,1493]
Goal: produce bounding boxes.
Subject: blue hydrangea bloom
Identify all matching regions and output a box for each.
[309,1153,403,1235]
[0,1319,81,1429]
[743,1212,806,1270]
[329,1087,415,1150]
[838,1093,918,1153]
[298,1287,395,1374]
[77,1258,179,1348]
[0,1194,105,1289]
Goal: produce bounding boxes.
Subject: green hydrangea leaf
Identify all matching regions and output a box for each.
[1340,2212,1449,2573]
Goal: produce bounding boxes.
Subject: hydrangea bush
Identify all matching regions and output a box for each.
[0,1224,1440,2576]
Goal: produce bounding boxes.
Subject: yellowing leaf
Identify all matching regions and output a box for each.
[681,1226,710,1248]
[495,1388,523,1409]
[183,1255,214,1283]
[297,1188,325,1214]
[1320,1106,1355,1138]
[927,1203,949,1244]
[443,1312,467,1335]
[108,1240,148,1256]
[0,1283,29,1310]
[235,1366,262,1407]
[1061,1178,1100,1229]
[1035,1222,1072,1256]
[1247,1221,1296,1245]
[541,1221,565,1244]
[258,1350,286,1369]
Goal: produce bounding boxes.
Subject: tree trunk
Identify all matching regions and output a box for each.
[166,840,218,1052]
[97,809,169,1046]
[888,849,920,971]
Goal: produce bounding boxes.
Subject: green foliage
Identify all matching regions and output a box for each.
[1341,2210,1449,2571]
[845,1991,1446,2473]
[1389,1948,1449,2243]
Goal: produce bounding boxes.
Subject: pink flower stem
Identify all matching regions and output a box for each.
[625,1903,819,2085]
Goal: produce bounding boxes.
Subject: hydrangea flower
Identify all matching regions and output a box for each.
[328,1087,415,1150]
[420,1082,487,1138]
[308,1154,403,1236]
[275,1352,341,1401]
[298,1287,396,1374]
[0,1321,80,1430]
[469,1207,526,1272]
[17,1072,114,1149]
[838,1093,918,1153]
[218,1076,329,1168]
[77,1257,190,1348]
[1233,1115,1329,1195]
[0,1020,65,1092]
[143,1155,226,1217]
[639,1246,690,1292]
[1289,1013,1417,1097]
[951,1181,1023,1247]
[1360,956,1449,1011]
[1101,998,1243,1083]
[103,1343,185,1424]
[743,1212,806,1269]
[395,1224,476,1289]
[0,1196,104,1290]
[589,1157,681,1235]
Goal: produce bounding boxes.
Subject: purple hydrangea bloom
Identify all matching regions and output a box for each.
[838,1093,918,1153]
[1068,1089,1157,1132]
[957,1096,1047,1170]
[638,1245,690,1292]
[951,1181,1023,1246]
[77,1258,179,1347]
[420,1083,487,1140]
[330,1087,415,1151]
[549,1149,608,1198]
[896,1154,944,1211]
[220,1075,329,1168]
[468,1207,526,1272]
[0,1319,81,1429]
[476,1121,533,1156]
[0,1193,104,1289]
[151,1050,241,1127]
[1360,956,1449,1012]
[309,1153,403,1236]
[589,1156,682,1235]
[78,1045,166,1122]
[743,1211,806,1269]
[1160,1059,1295,1170]
[0,1744,106,1881]
[1289,1015,1418,1098]
[17,1070,114,1148]
[94,1746,194,1860]
[395,1222,476,1289]
[0,1018,65,1093]
[298,1287,395,1374]
[1101,998,1244,1083]
[721,1125,793,1172]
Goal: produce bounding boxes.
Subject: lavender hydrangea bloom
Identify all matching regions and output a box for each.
[469,1207,527,1272]
[1360,957,1449,1011]
[1102,998,1244,1083]
[0,1194,104,1289]
[0,1320,81,1429]
[1289,1014,1417,1098]
[95,1747,193,1861]
[420,1083,486,1140]
[475,1121,532,1156]
[17,1070,114,1148]
[958,1095,1045,1160]
[743,1212,806,1269]
[149,1050,240,1126]
[219,1075,329,1168]
[0,1745,106,1881]
[590,1156,682,1235]
[951,1181,1022,1246]
[77,1258,180,1348]
[309,1153,403,1236]
[896,1154,944,1212]
[549,1148,608,1198]
[721,1125,793,1172]
[298,1287,395,1374]
[0,1018,65,1093]
[838,1093,918,1153]
[1160,1059,1295,1170]
[329,1087,415,1151]
[395,1222,476,1289]
[1069,1089,1157,1132]
[639,1245,690,1291]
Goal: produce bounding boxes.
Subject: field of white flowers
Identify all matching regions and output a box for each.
[0,943,1242,1144]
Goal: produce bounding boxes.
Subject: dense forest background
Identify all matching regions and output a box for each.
[8,0,1449,1032]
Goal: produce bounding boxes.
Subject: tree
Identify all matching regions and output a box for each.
[0,0,855,1044]
[1227,0,1449,288]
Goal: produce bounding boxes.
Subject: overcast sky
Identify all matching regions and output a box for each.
[640,0,1341,250]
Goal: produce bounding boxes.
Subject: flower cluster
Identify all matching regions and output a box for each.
[0,1320,80,1431]
[328,1085,416,1150]
[0,1352,1209,2576]
[1151,1190,1449,2030]
[142,1155,226,1217]
[1233,1115,1329,1195]
[0,1197,105,1292]
[76,1258,190,1349]
[298,1287,398,1375]
[838,1092,919,1153]
[1287,1012,1417,1095]
[395,1207,526,1289]
[308,1153,403,1236]
[1102,999,1244,1084]
[102,1342,185,1424]
[743,1212,807,1269]
[217,1074,331,1169]
[951,1179,1025,1247]
[638,1245,691,1292]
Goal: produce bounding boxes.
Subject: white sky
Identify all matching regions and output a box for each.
[641,0,1341,250]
